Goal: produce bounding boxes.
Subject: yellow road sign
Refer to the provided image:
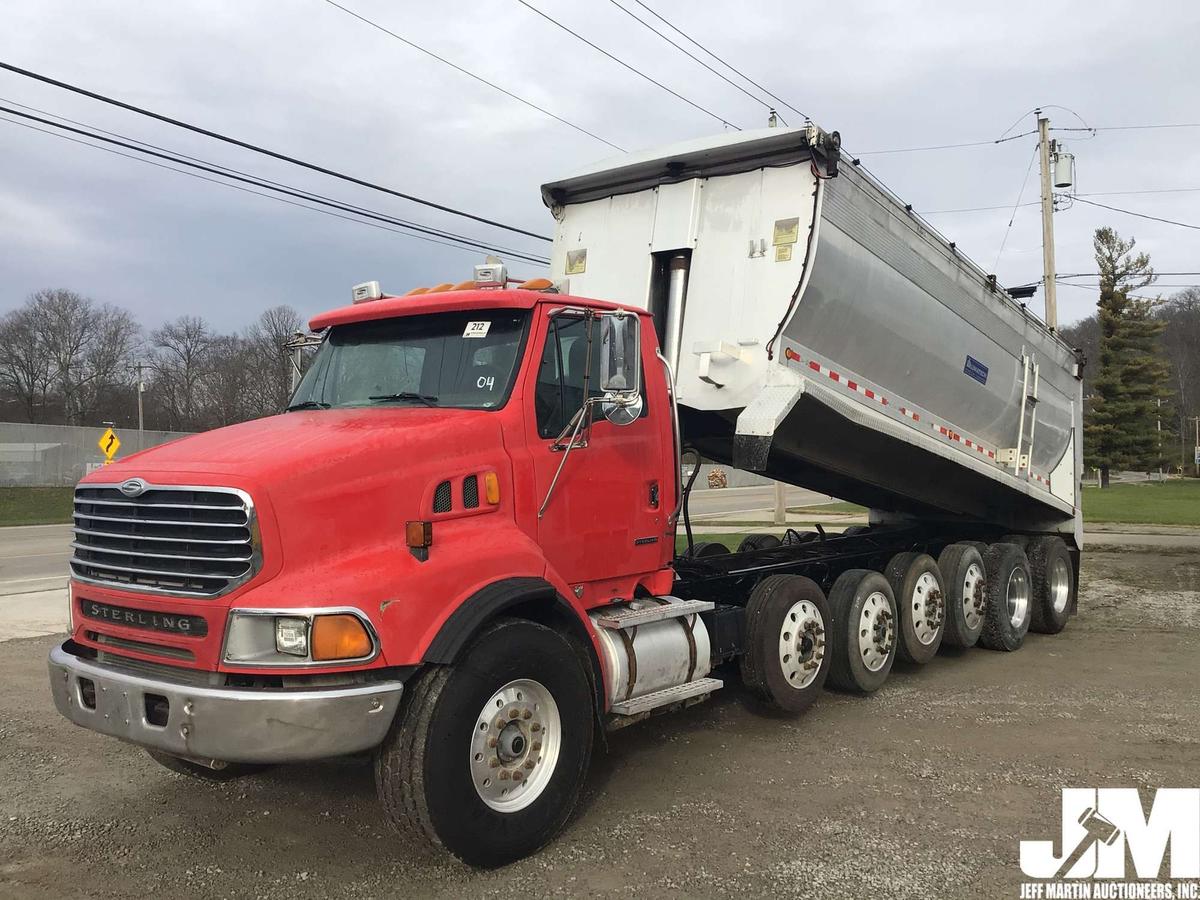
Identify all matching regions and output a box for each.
[98,427,120,462]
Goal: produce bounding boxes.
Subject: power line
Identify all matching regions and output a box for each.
[924,202,1038,215]
[1078,187,1200,198]
[0,95,544,261]
[603,0,778,119]
[0,113,532,263]
[1056,123,1200,132]
[0,104,551,265]
[512,0,740,130]
[993,145,1039,271]
[1058,272,1200,279]
[630,0,808,121]
[1072,196,1200,232]
[0,60,551,242]
[321,0,624,153]
[854,129,1038,157]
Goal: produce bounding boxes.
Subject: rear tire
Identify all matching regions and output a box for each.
[375,619,594,867]
[146,751,267,782]
[782,530,820,546]
[978,543,1033,652]
[840,525,871,537]
[884,553,945,664]
[1028,536,1074,634]
[740,575,831,713]
[685,541,731,558]
[826,569,897,693]
[936,543,987,648]
[738,533,782,553]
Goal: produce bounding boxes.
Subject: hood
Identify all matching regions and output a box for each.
[88,409,514,595]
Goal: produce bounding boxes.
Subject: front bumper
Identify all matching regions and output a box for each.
[48,642,405,764]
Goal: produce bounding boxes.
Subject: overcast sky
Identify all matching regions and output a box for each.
[1,0,1197,333]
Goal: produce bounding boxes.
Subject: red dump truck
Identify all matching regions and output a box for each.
[48,126,1081,867]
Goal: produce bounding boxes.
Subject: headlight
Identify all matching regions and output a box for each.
[224,610,375,665]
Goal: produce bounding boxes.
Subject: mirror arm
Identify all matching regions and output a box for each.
[539,399,594,518]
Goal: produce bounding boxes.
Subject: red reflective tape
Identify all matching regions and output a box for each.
[808,361,820,372]
[847,380,858,391]
[829,371,840,382]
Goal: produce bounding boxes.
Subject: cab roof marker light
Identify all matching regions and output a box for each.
[428,283,456,293]
[451,280,477,291]
[351,281,382,303]
[405,286,431,296]
[516,277,557,292]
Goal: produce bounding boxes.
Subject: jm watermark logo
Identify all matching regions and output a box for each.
[1020,788,1200,898]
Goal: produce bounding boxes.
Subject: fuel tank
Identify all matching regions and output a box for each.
[542,127,1083,537]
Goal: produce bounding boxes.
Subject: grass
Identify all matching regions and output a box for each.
[1081,480,1200,526]
[0,486,75,526]
[675,533,748,553]
[786,501,866,515]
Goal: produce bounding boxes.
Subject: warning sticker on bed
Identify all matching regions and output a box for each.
[463,321,491,338]
[963,355,989,385]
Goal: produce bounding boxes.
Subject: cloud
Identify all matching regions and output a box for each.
[0,0,1197,330]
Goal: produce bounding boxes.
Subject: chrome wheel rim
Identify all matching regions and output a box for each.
[1006,567,1031,629]
[858,592,894,672]
[910,571,944,645]
[1050,557,1071,614]
[470,679,561,813]
[962,563,985,630]
[778,598,826,689]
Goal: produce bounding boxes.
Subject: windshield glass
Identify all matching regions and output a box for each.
[290,309,529,410]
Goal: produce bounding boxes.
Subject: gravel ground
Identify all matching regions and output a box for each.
[1,548,1197,899]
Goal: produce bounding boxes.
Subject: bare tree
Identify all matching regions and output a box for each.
[244,305,305,416]
[0,305,52,422]
[152,316,214,430]
[1157,288,1200,466]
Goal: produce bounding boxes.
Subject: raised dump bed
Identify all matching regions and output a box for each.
[541,125,1083,541]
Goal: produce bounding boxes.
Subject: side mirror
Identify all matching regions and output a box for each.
[598,310,641,405]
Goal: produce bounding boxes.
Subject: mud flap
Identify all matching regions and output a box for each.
[734,378,806,471]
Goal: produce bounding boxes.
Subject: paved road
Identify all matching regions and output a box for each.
[2,547,1196,898]
[687,484,834,517]
[0,524,70,596]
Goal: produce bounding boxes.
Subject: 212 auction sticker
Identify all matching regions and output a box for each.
[463,321,491,338]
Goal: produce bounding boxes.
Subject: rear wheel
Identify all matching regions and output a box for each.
[375,619,594,867]
[146,751,267,782]
[884,553,945,664]
[738,532,782,553]
[782,530,820,545]
[1028,536,1074,634]
[740,575,831,713]
[685,541,731,558]
[840,525,871,537]
[978,543,1033,652]
[936,543,987,648]
[826,569,897,693]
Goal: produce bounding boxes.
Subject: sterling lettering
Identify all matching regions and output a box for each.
[81,601,207,638]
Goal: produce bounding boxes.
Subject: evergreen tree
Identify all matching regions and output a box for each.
[1083,227,1172,486]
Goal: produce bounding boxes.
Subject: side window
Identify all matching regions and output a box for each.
[534,315,649,439]
[535,317,591,438]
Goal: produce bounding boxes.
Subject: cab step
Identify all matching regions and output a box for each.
[609,677,723,716]
[592,598,714,630]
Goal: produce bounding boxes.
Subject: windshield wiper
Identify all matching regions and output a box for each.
[285,400,331,412]
[368,392,439,407]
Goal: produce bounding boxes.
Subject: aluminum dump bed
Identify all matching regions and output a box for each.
[541,127,1083,541]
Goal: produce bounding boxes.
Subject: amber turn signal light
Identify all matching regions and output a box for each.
[484,472,500,505]
[311,614,372,661]
[406,520,433,548]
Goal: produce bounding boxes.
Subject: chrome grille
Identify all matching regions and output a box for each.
[71,484,260,598]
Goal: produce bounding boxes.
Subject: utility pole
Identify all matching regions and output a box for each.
[773,481,787,525]
[128,361,147,450]
[1037,112,1058,330]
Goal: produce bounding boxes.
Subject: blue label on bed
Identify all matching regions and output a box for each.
[963,356,989,385]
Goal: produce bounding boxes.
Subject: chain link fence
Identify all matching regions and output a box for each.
[0,422,194,486]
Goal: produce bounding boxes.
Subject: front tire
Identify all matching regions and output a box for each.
[375,619,594,867]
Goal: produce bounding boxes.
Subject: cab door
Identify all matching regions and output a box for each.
[526,310,668,588]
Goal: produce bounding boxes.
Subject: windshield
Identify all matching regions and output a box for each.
[290,309,529,410]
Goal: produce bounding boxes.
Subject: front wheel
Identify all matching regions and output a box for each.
[375,619,594,868]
